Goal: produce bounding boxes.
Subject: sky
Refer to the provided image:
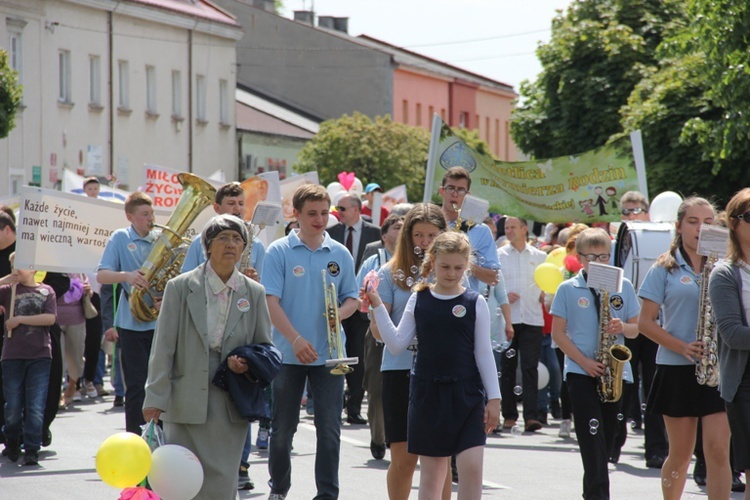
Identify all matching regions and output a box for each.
[281,0,574,94]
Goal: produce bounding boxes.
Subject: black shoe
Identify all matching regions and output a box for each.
[693,473,706,486]
[537,413,548,426]
[609,447,621,464]
[22,450,39,466]
[4,441,20,462]
[646,455,665,469]
[524,420,543,433]
[370,441,386,460]
[733,473,745,493]
[346,414,367,425]
[237,465,255,490]
[113,395,124,407]
[693,458,707,486]
[42,429,52,447]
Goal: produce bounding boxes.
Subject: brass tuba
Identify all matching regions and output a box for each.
[696,254,720,387]
[129,173,216,322]
[322,270,358,375]
[596,290,632,403]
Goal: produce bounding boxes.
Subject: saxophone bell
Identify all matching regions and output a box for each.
[596,290,632,403]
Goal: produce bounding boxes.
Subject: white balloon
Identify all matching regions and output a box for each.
[649,191,683,223]
[148,445,204,500]
[326,182,345,200]
[537,362,550,390]
[349,177,364,198]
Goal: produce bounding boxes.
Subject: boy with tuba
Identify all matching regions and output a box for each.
[262,184,359,500]
[96,191,158,434]
[551,228,640,500]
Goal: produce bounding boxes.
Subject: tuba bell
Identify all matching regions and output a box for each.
[129,173,216,322]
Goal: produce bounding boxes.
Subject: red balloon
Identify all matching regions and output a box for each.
[564,254,583,273]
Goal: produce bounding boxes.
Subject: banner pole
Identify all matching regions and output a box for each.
[629,130,648,200]
[423,114,443,203]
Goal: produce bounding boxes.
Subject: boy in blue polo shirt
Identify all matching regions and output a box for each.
[551,228,640,500]
[96,191,157,434]
[263,184,359,500]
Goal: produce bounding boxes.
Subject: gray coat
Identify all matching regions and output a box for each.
[708,261,750,402]
[143,264,273,423]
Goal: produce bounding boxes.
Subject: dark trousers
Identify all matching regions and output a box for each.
[82,293,102,383]
[555,347,573,420]
[612,335,668,459]
[342,312,368,416]
[500,323,543,422]
[363,330,385,445]
[567,373,622,500]
[119,328,154,434]
[43,324,63,437]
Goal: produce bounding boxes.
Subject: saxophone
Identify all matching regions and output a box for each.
[129,173,216,322]
[237,222,255,273]
[696,254,719,387]
[322,270,358,375]
[595,290,632,403]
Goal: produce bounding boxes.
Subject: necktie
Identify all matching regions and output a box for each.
[346,226,354,254]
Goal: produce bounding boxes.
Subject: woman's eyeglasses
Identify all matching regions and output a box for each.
[621,207,646,216]
[579,253,611,262]
[733,211,750,223]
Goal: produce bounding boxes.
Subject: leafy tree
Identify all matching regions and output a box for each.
[294,112,430,202]
[452,127,494,159]
[0,49,22,139]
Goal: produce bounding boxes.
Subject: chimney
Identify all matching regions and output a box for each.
[333,17,349,34]
[252,0,275,12]
[318,16,335,30]
[294,10,314,25]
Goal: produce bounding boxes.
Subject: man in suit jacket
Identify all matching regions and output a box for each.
[327,193,381,424]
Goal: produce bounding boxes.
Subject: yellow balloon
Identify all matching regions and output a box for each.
[545,247,566,269]
[534,263,564,294]
[96,432,152,488]
[34,271,47,284]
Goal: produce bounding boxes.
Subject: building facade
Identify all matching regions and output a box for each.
[0,0,242,195]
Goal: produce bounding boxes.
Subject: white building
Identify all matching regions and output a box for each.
[0,0,242,195]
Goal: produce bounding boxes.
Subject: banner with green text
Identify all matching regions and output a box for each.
[424,117,644,223]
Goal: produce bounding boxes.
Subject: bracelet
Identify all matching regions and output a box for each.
[292,336,303,348]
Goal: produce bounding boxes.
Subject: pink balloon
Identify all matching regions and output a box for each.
[337,171,356,191]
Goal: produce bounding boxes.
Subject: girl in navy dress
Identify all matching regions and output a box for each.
[366,231,500,500]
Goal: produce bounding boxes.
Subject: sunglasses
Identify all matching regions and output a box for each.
[579,253,611,263]
[733,211,750,223]
[621,207,647,216]
[335,206,348,212]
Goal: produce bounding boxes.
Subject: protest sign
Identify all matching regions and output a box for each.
[424,116,643,223]
[382,184,408,211]
[143,165,224,209]
[62,169,129,203]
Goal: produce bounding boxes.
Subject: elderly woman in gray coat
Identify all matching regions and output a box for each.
[709,188,750,500]
[143,214,273,500]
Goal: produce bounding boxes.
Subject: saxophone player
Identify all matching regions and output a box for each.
[638,197,732,499]
[551,228,639,500]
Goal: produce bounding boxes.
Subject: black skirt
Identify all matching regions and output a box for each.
[647,364,725,418]
[382,370,410,445]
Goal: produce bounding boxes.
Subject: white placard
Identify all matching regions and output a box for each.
[586,262,623,293]
[458,194,489,226]
[372,191,383,226]
[251,202,282,229]
[697,224,729,257]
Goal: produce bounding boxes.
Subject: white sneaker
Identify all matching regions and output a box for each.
[84,381,98,398]
[558,419,571,438]
[72,390,82,402]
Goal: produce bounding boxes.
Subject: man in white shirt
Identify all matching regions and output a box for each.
[497,216,547,433]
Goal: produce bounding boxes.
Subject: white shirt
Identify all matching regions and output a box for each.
[204,262,241,352]
[497,242,546,326]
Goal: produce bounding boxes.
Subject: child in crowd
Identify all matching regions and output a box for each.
[0,253,57,465]
[366,231,500,499]
[551,228,640,499]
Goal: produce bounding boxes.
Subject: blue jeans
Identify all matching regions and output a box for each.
[2,358,51,452]
[537,335,562,413]
[241,424,252,467]
[268,364,344,499]
[95,344,125,397]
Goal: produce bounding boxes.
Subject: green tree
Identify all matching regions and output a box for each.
[0,49,22,139]
[453,127,494,159]
[294,112,430,202]
[511,0,678,159]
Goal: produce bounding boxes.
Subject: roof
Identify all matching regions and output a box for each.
[126,0,240,27]
[236,88,318,138]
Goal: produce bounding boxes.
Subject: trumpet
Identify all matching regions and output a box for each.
[322,270,358,375]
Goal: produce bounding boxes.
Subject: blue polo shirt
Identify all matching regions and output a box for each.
[377,264,417,371]
[181,234,265,276]
[262,230,358,366]
[550,270,639,381]
[638,251,700,366]
[448,222,499,292]
[97,225,157,331]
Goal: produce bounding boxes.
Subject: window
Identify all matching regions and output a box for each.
[428,105,434,122]
[416,103,422,127]
[196,75,206,122]
[495,119,500,158]
[459,112,468,129]
[171,70,182,118]
[219,79,229,125]
[9,31,22,84]
[440,108,446,120]
[146,65,157,114]
[485,117,490,142]
[89,55,101,106]
[58,50,71,103]
[118,60,130,109]
[402,99,408,124]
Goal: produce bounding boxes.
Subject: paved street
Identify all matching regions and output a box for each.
[0,390,741,499]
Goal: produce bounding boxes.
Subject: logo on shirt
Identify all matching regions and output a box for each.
[578,297,590,309]
[39,288,49,297]
[610,295,624,311]
[452,305,467,318]
[680,275,693,285]
[327,262,340,277]
[293,265,305,278]
[127,242,137,252]
[237,298,250,312]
